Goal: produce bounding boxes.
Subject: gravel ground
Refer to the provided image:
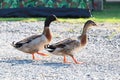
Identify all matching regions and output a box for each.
[0,21,120,80]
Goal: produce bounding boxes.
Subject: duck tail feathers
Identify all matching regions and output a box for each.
[45,45,55,53]
[11,41,16,47]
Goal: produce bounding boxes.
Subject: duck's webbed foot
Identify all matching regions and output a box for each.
[71,55,83,64]
[37,51,49,56]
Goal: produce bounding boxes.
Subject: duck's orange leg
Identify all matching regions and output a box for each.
[37,52,49,56]
[63,56,70,63]
[71,56,83,64]
[32,53,35,60]
[32,53,40,60]
[64,56,67,63]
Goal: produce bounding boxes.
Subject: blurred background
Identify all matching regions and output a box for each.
[0,0,120,19]
[0,0,119,10]
[0,0,104,10]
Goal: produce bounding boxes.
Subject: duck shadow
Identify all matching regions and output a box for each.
[0,57,71,68]
[0,57,33,66]
[42,62,71,68]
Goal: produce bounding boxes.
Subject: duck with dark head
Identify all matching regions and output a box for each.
[12,14,58,60]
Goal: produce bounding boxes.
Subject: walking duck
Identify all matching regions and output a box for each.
[12,15,58,60]
[46,20,97,64]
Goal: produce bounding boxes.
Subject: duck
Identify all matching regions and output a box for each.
[45,20,97,64]
[12,15,58,60]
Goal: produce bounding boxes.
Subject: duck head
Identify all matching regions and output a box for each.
[84,20,97,29]
[81,20,97,35]
[45,14,58,27]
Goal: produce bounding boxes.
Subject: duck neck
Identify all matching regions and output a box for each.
[43,27,52,42]
[79,25,89,46]
[45,19,51,27]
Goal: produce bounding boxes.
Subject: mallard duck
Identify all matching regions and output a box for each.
[46,20,97,64]
[12,15,58,60]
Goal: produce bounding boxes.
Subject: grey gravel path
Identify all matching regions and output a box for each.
[0,21,120,80]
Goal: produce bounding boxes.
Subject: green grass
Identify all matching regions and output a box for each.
[0,2,120,23]
[91,2,120,22]
[0,17,44,21]
[60,2,120,23]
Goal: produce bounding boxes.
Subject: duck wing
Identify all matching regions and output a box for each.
[12,35,42,48]
[46,38,78,52]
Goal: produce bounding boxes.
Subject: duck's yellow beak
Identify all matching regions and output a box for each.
[56,19,60,22]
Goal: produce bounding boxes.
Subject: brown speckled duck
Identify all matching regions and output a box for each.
[46,20,97,64]
[12,15,58,60]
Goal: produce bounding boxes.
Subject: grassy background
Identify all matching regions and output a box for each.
[60,2,120,23]
[0,2,120,23]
